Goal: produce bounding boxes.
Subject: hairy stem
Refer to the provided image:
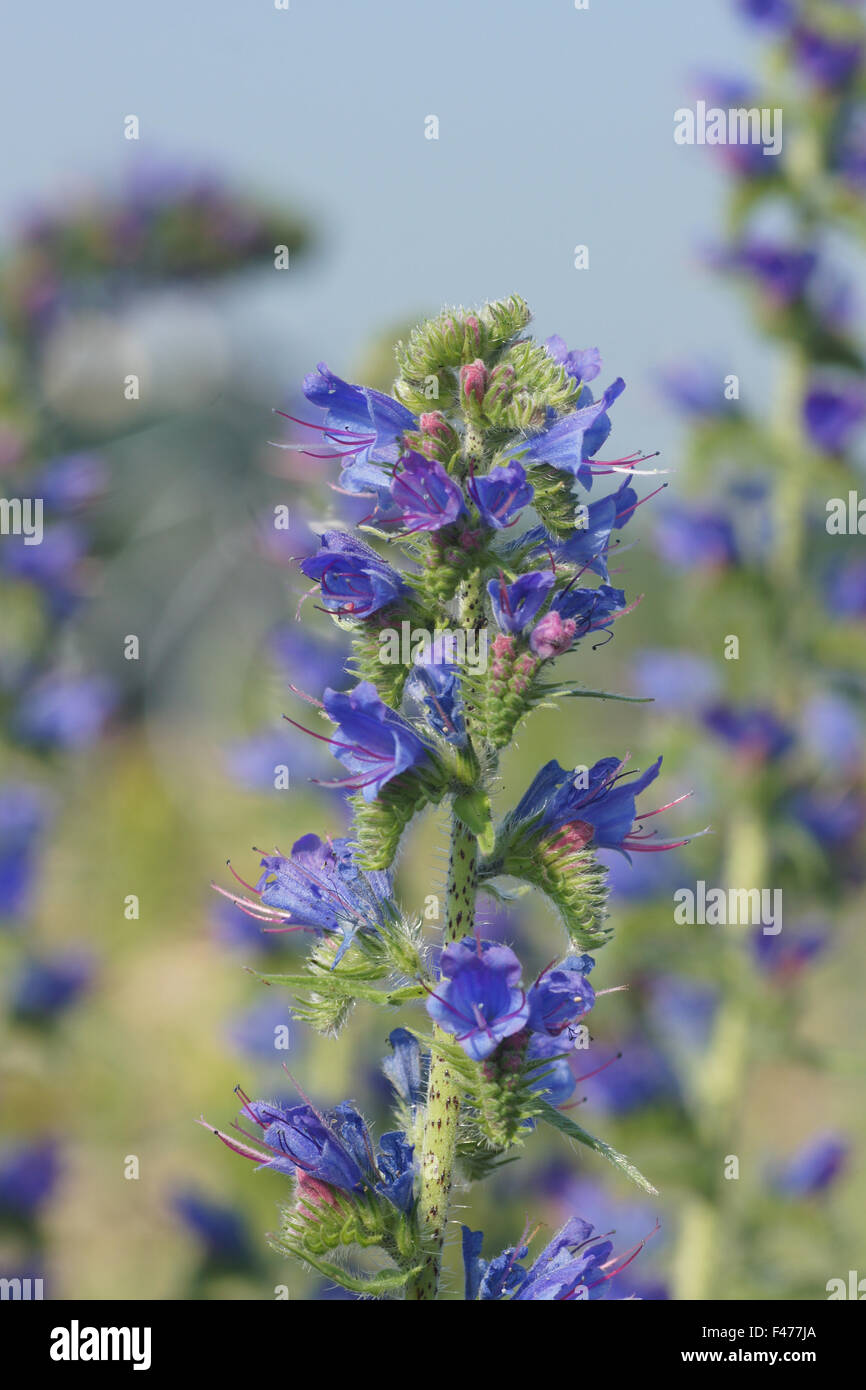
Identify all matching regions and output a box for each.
[407,816,477,1300]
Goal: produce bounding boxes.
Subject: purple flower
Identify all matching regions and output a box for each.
[467,462,533,529]
[789,788,866,846]
[527,955,596,1036]
[793,27,862,91]
[648,975,718,1052]
[773,1134,849,1197]
[751,923,828,981]
[382,1028,424,1108]
[389,453,464,532]
[33,453,108,512]
[702,704,794,762]
[208,1091,415,1211]
[658,362,731,417]
[321,681,431,800]
[299,530,406,617]
[463,1216,642,1301]
[526,1033,578,1107]
[542,478,639,581]
[549,583,629,642]
[227,999,294,1060]
[0,783,52,922]
[717,240,818,306]
[426,937,530,1062]
[10,953,94,1022]
[825,559,866,617]
[217,832,391,961]
[803,381,866,455]
[16,674,116,750]
[513,755,698,858]
[581,1035,679,1114]
[487,571,554,635]
[512,379,627,487]
[801,693,863,771]
[631,649,720,712]
[653,503,738,570]
[544,336,602,385]
[403,645,466,745]
[0,1141,61,1218]
[173,1189,254,1264]
[290,363,416,496]
[2,523,87,612]
[736,0,794,31]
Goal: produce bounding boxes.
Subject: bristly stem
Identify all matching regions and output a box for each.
[407,815,477,1300]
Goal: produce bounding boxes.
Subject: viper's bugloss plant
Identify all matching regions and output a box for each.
[204,296,699,1299]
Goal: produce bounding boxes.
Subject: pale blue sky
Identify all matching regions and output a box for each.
[3,0,768,455]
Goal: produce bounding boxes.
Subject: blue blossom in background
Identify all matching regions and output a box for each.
[173,1188,255,1265]
[803,379,866,455]
[0,783,52,922]
[631,649,720,712]
[16,673,116,750]
[751,922,828,980]
[653,502,738,571]
[0,1140,60,1220]
[773,1134,849,1197]
[702,704,795,762]
[10,952,94,1023]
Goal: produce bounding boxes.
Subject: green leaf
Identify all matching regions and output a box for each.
[537,683,654,704]
[538,1102,659,1197]
[271,1240,422,1295]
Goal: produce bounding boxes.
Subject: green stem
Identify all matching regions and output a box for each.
[406,816,477,1300]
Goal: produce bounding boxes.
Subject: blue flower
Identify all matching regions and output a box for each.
[426,938,530,1061]
[16,674,116,750]
[389,453,464,532]
[789,788,865,847]
[526,1033,578,1107]
[716,240,817,306]
[513,754,696,857]
[793,26,862,91]
[299,530,406,618]
[208,1091,415,1211]
[10,953,94,1022]
[580,1035,679,1115]
[544,336,602,385]
[227,999,294,1061]
[382,1027,424,1108]
[803,381,866,455]
[32,453,107,512]
[653,502,738,570]
[2,523,87,613]
[487,571,554,635]
[467,462,533,529]
[0,1141,61,1219]
[735,0,793,29]
[702,704,794,762]
[220,832,391,962]
[462,1217,641,1300]
[0,782,52,922]
[403,644,466,745]
[527,955,595,1036]
[544,478,638,581]
[321,681,431,800]
[510,379,626,487]
[773,1134,848,1197]
[292,362,416,496]
[173,1188,254,1264]
[751,923,828,981]
[630,649,720,712]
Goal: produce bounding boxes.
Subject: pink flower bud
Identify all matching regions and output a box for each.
[530,611,576,659]
[460,358,488,405]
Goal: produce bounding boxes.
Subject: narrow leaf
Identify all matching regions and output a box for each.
[539,1102,659,1196]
